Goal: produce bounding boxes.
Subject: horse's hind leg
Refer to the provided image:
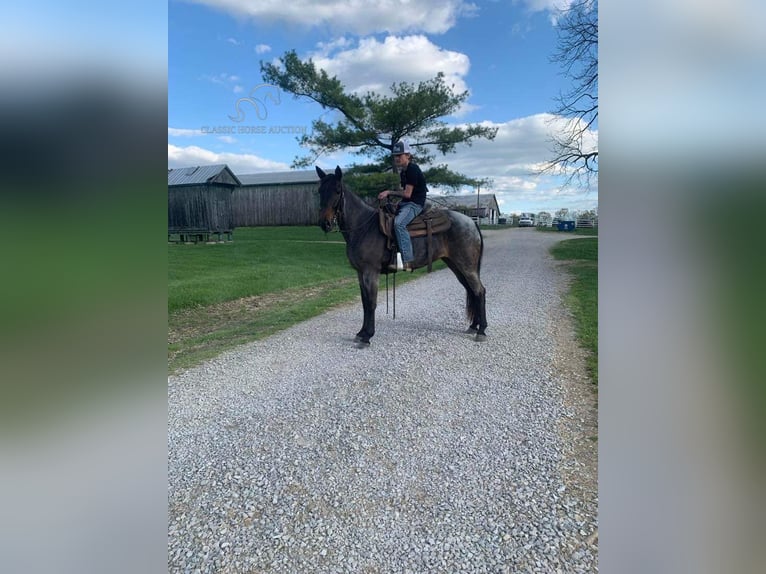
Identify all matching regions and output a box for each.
[465,274,487,339]
[472,283,488,340]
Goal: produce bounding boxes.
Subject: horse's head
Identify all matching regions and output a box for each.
[315,165,344,232]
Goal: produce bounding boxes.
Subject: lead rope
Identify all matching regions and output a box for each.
[333,186,378,234]
[385,269,397,320]
[336,181,399,320]
[393,271,396,320]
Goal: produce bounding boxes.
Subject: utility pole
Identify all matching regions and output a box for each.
[473,177,491,225]
[476,181,480,225]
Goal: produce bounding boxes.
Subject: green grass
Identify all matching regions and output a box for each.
[169,226,353,312]
[550,238,598,385]
[169,226,436,373]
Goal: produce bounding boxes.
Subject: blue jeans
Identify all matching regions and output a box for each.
[394,201,423,263]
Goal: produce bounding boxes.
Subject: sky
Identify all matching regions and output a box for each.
[168,0,598,216]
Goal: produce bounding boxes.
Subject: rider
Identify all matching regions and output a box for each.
[377,140,428,271]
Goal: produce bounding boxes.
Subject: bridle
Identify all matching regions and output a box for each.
[323,177,376,233]
[322,177,344,232]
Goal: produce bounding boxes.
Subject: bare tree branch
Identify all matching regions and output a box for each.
[541,0,598,189]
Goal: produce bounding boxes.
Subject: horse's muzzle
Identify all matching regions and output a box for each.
[319,208,335,232]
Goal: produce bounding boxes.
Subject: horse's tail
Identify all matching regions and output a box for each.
[476,222,484,275]
[465,222,484,322]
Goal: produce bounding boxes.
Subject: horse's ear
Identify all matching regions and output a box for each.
[335,165,343,180]
[315,166,326,179]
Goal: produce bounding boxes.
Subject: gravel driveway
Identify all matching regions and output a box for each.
[168,228,598,573]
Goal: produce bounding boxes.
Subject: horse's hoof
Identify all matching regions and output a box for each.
[355,340,371,349]
[474,333,487,342]
[465,327,478,334]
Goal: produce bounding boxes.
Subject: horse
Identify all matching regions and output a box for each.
[316,165,487,346]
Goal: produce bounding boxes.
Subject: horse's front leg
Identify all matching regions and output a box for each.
[354,269,379,346]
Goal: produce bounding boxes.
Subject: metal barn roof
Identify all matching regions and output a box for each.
[168,164,241,186]
[437,194,498,209]
[238,170,319,186]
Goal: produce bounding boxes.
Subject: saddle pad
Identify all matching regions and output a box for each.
[406,208,451,237]
[379,206,452,239]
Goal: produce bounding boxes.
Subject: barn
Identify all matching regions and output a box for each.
[233,170,320,226]
[436,194,501,225]
[168,164,240,242]
[168,164,503,230]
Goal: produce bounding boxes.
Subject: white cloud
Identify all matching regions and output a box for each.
[443,114,561,174]
[254,44,271,54]
[200,72,243,94]
[168,127,202,137]
[427,113,597,213]
[314,37,354,54]
[201,72,240,85]
[310,35,471,100]
[514,0,581,25]
[520,0,574,13]
[185,0,477,35]
[168,144,289,173]
[226,37,241,45]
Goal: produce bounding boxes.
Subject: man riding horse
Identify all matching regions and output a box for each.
[377,141,428,272]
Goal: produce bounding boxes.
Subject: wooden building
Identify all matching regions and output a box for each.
[168,164,240,242]
[436,194,501,225]
[234,170,319,226]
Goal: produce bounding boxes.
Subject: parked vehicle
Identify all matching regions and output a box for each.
[518,217,534,227]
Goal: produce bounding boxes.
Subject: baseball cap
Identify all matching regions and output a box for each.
[391,140,411,155]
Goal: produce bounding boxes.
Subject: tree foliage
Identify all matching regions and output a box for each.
[544,0,598,188]
[422,165,487,193]
[343,168,400,198]
[340,164,484,198]
[578,208,598,220]
[260,50,497,172]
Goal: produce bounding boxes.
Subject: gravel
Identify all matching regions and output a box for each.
[168,228,598,573]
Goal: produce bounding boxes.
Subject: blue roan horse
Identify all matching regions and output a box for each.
[316,166,487,345]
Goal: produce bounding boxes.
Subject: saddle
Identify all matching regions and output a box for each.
[379,202,451,272]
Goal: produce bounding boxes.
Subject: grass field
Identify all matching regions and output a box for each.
[169,227,351,312]
[169,227,432,373]
[550,237,598,385]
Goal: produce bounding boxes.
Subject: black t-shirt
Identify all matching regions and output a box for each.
[400,162,428,207]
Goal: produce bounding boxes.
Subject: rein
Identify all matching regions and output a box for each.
[331,181,378,233]
[327,178,397,319]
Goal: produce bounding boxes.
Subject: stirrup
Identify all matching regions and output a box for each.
[388,252,404,271]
